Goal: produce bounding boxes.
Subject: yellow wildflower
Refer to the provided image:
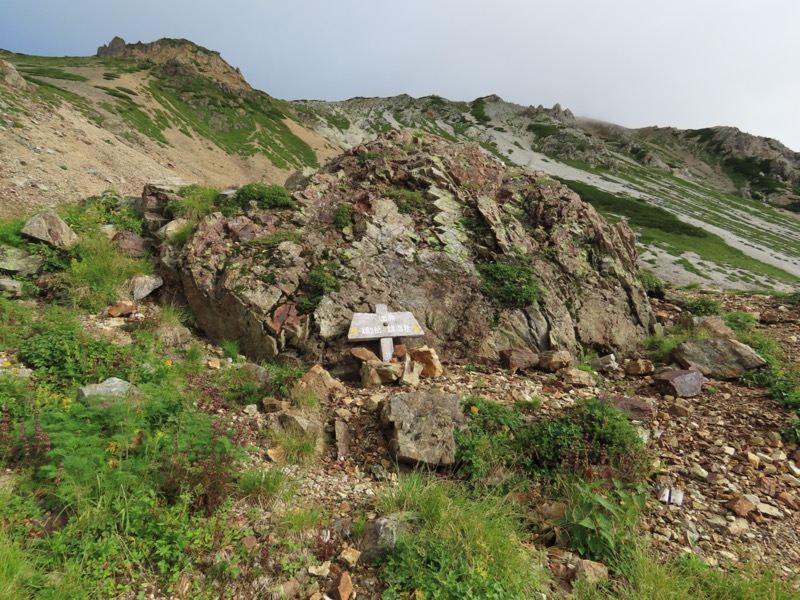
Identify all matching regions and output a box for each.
[470,405,480,415]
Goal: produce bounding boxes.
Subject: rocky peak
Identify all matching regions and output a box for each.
[95,36,249,91]
[148,131,656,370]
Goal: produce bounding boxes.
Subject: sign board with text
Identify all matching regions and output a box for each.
[347,304,424,361]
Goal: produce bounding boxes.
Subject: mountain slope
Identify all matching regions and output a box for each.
[1,37,798,290]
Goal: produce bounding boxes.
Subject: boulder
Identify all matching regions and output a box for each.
[409,346,443,378]
[113,230,150,257]
[399,357,424,387]
[0,246,45,277]
[291,364,345,403]
[653,370,704,398]
[77,377,142,404]
[598,393,656,420]
[20,210,78,249]
[499,347,539,371]
[0,278,23,297]
[559,367,595,388]
[575,559,608,584]
[361,360,404,386]
[681,316,735,338]
[125,274,164,300]
[538,350,573,372]
[378,391,467,467]
[147,132,655,365]
[625,358,654,376]
[673,338,766,379]
[350,346,380,362]
[590,353,617,372]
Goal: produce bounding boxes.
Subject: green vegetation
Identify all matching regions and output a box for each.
[334,203,354,230]
[384,187,429,215]
[520,398,646,478]
[168,184,221,220]
[557,178,708,238]
[235,183,296,210]
[555,477,646,573]
[378,472,545,599]
[18,66,88,81]
[526,122,561,138]
[148,72,318,169]
[455,397,522,484]
[297,261,341,313]
[556,177,799,286]
[59,234,153,310]
[477,259,540,307]
[637,270,664,297]
[683,297,722,316]
[469,97,491,124]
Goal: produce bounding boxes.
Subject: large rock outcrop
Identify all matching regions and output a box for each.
[146,131,656,365]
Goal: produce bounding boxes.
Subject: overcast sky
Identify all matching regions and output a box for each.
[3,0,799,151]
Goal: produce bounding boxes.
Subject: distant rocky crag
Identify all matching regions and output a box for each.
[96,36,249,92]
[142,131,657,371]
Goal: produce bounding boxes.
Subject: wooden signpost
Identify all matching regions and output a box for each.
[348,304,424,361]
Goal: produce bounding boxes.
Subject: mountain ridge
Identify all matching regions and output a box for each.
[1,36,798,290]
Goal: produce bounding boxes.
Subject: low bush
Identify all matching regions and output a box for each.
[455,397,521,484]
[723,309,756,334]
[334,203,354,230]
[297,262,340,313]
[637,270,664,297]
[59,233,153,309]
[384,187,429,215]
[168,184,221,220]
[683,297,721,316]
[519,398,646,479]
[478,259,540,308]
[235,183,296,210]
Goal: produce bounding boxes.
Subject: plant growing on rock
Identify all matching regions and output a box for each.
[234,183,296,210]
[477,259,540,308]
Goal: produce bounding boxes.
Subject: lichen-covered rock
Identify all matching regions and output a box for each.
[21,209,78,248]
[673,338,766,379]
[149,132,656,366]
[378,391,467,467]
[0,246,45,277]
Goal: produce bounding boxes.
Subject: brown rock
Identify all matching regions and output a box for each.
[350,347,379,362]
[760,310,781,325]
[776,491,799,511]
[499,347,539,371]
[409,346,443,378]
[330,571,353,600]
[241,535,258,551]
[393,343,407,359]
[559,367,595,388]
[538,350,572,372]
[21,209,78,248]
[726,496,756,517]
[292,364,345,403]
[107,301,135,318]
[206,359,221,370]
[599,394,656,420]
[625,358,654,376]
[113,230,150,257]
[267,446,287,463]
[653,369,704,398]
